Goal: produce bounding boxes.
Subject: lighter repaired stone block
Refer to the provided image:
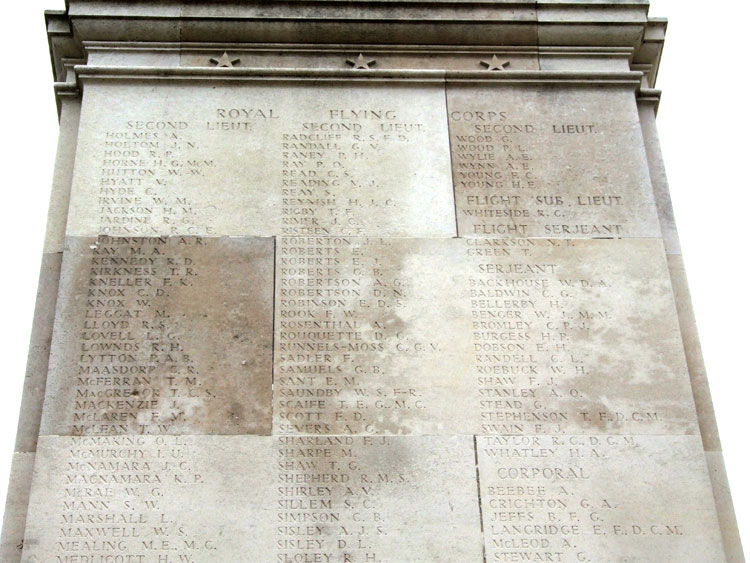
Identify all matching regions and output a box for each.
[67,82,456,238]
[0,453,34,563]
[448,85,661,238]
[477,434,725,561]
[40,236,273,436]
[22,435,482,562]
[275,237,697,435]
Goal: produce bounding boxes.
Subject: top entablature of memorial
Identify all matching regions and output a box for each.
[47,1,666,89]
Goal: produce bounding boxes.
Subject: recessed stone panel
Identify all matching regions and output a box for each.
[274,237,697,435]
[447,84,661,238]
[22,435,482,563]
[39,236,274,436]
[477,434,724,561]
[67,82,456,238]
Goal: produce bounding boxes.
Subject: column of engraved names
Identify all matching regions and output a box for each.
[477,435,720,562]
[276,436,395,563]
[98,121,211,235]
[72,236,202,434]
[276,237,420,435]
[450,111,537,236]
[450,109,626,237]
[56,436,215,562]
[279,109,424,235]
[466,238,608,434]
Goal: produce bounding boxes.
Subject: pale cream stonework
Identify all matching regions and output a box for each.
[67,82,456,238]
[275,237,697,436]
[2,2,742,563]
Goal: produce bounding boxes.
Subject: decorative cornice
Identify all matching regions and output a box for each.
[633,18,667,89]
[75,65,644,87]
[47,2,667,105]
[58,1,649,47]
[636,87,662,113]
[46,10,84,80]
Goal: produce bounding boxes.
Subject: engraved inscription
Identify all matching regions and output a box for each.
[68,84,455,238]
[447,86,661,238]
[275,237,697,435]
[477,435,725,561]
[280,109,430,236]
[275,435,482,562]
[23,436,276,562]
[23,436,482,562]
[98,121,213,236]
[40,237,274,436]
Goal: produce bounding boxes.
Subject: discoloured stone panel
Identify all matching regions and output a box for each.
[67,82,456,238]
[275,237,697,435]
[22,435,482,562]
[477,434,725,562]
[448,84,661,238]
[40,236,274,436]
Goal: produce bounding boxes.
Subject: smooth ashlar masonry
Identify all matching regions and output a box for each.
[2,2,744,563]
[67,83,456,238]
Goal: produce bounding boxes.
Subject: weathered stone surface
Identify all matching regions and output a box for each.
[705,451,746,563]
[44,98,81,254]
[23,436,275,562]
[14,252,62,453]
[272,434,483,562]
[448,84,661,238]
[477,434,725,562]
[667,254,719,451]
[5,4,740,563]
[39,236,274,436]
[66,82,456,238]
[639,101,681,255]
[22,435,483,562]
[275,237,697,435]
[0,453,34,563]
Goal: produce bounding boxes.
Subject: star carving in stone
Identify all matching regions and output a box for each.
[480,55,510,71]
[210,52,241,68]
[347,54,376,69]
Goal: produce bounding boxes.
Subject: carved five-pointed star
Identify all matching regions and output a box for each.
[480,55,510,71]
[210,52,241,68]
[347,54,376,69]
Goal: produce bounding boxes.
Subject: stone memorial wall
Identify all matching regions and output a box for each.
[1,2,744,562]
